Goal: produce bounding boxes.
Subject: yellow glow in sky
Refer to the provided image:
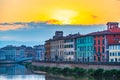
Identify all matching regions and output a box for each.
[51,9,78,24]
[0,0,120,24]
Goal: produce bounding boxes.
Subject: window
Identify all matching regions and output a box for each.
[102,47,104,53]
[102,35,104,38]
[118,52,120,56]
[98,47,100,53]
[94,56,96,61]
[98,40,100,44]
[102,40,104,44]
[111,59,114,62]
[91,46,93,51]
[110,52,112,56]
[113,52,115,56]
[71,45,73,48]
[118,45,120,49]
[94,40,96,44]
[102,56,105,61]
[87,46,89,51]
[119,59,120,61]
[94,47,96,53]
[114,35,116,37]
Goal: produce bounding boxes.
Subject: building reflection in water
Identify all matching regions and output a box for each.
[0,64,32,75]
[0,75,45,80]
[0,64,46,80]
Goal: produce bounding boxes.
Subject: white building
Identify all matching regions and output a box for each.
[109,44,120,62]
[63,34,80,62]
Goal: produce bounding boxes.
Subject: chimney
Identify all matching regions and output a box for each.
[107,22,119,30]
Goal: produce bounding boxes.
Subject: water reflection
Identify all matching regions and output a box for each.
[0,64,119,80]
[0,75,45,80]
[0,64,31,75]
[0,64,45,80]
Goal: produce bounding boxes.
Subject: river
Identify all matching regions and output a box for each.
[0,64,119,80]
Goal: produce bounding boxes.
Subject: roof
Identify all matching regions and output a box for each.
[107,22,119,25]
[87,30,120,36]
[64,33,81,40]
[109,43,120,45]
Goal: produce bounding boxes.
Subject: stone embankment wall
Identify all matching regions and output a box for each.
[32,62,120,70]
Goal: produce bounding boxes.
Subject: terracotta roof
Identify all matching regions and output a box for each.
[87,29,120,36]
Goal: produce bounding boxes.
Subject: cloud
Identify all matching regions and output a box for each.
[0,24,26,31]
[46,19,62,24]
[91,15,98,19]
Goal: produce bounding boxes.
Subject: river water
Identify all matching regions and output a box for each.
[0,64,118,80]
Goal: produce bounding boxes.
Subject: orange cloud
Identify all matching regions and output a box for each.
[46,19,62,25]
[0,24,25,31]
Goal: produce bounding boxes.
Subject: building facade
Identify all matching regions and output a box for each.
[50,31,64,61]
[34,45,45,61]
[50,39,64,61]
[0,45,25,61]
[64,34,80,62]
[93,35,107,62]
[45,40,51,61]
[45,22,120,63]
[109,44,120,62]
[76,36,94,62]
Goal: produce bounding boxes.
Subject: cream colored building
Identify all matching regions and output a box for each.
[109,44,120,62]
[50,31,65,61]
[50,39,64,61]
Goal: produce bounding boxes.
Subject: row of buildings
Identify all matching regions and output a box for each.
[0,45,45,62]
[45,22,120,62]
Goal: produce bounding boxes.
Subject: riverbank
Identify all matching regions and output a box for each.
[32,61,120,70]
[24,62,120,79]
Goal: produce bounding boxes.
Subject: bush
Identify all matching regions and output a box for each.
[110,69,118,76]
[94,68,104,76]
[76,68,86,75]
[116,70,120,78]
[51,67,61,73]
[72,67,86,75]
[62,67,72,74]
[87,68,95,76]
[103,70,112,77]
[73,67,79,73]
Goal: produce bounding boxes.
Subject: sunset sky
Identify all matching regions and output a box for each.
[0,0,120,24]
[0,0,120,47]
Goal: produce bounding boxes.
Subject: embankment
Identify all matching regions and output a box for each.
[32,62,120,70]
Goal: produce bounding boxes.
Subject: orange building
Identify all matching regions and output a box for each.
[45,40,51,61]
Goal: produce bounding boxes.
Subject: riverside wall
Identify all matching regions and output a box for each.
[32,62,120,70]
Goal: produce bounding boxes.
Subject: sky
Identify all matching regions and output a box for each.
[0,0,120,24]
[0,22,107,47]
[0,0,120,47]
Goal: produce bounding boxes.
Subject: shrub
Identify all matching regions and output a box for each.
[76,68,86,75]
[116,70,120,78]
[62,67,72,74]
[51,67,61,73]
[72,67,86,75]
[103,70,112,77]
[87,68,95,76]
[94,68,104,76]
